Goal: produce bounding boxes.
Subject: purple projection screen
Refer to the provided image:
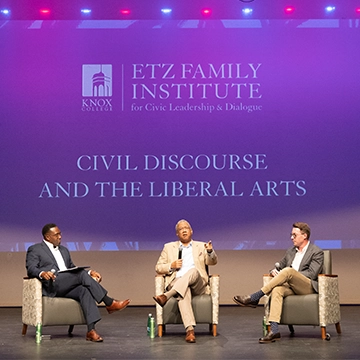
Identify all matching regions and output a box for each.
[0,19,359,252]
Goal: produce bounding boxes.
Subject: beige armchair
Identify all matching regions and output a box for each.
[22,277,86,337]
[154,274,220,337]
[263,250,341,340]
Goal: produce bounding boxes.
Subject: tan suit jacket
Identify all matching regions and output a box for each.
[155,240,218,293]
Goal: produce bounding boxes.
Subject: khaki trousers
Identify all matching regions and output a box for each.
[261,267,315,323]
[169,268,207,329]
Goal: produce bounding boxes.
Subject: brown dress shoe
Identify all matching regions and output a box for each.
[86,329,103,342]
[106,299,130,314]
[185,329,196,343]
[153,294,168,307]
[259,331,281,343]
[233,295,259,308]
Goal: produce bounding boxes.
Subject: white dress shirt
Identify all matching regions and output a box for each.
[291,241,310,271]
[176,241,195,278]
[43,239,67,271]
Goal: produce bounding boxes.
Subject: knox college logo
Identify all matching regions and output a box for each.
[81,64,113,112]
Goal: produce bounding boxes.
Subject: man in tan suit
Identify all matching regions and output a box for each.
[153,219,218,343]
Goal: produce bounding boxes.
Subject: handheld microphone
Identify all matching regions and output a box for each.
[275,262,281,271]
[178,244,183,259]
[49,269,56,282]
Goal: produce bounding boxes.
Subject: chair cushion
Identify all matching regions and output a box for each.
[42,297,86,326]
[280,294,319,325]
[162,294,212,324]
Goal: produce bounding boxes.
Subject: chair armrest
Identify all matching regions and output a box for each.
[155,275,165,295]
[262,275,272,323]
[22,278,43,326]
[263,274,272,286]
[209,275,220,324]
[209,275,220,298]
[318,274,341,326]
[154,275,165,325]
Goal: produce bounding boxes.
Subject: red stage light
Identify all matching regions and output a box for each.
[201,8,212,16]
[284,6,295,14]
[39,8,50,15]
[120,9,131,15]
[356,7,360,14]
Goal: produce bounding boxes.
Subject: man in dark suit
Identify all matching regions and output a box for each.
[233,222,323,343]
[26,223,130,342]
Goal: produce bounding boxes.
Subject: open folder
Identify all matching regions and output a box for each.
[58,266,90,273]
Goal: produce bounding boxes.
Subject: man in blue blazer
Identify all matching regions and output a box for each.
[26,223,130,342]
[233,222,324,343]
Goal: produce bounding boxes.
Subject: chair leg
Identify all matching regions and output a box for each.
[158,324,163,337]
[68,325,74,336]
[335,322,341,334]
[288,325,295,334]
[212,324,217,337]
[22,324,28,336]
[321,326,326,340]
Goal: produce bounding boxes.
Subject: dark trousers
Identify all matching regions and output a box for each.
[54,269,107,325]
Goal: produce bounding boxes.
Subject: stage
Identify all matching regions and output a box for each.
[0,305,358,359]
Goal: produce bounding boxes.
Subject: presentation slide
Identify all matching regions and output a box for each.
[1,19,359,251]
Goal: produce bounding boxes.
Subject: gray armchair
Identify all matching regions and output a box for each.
[263,250,341,340]
[22,277,86,337]
[154,274,220,337]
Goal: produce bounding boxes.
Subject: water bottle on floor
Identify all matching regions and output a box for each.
[35,323,42,344]
[147,313,152,336]
[262,316,267,336]
[150,316,155,339]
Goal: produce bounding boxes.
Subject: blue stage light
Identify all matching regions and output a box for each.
[81,9,92,15]
[325,6,335,13]
[1,9,10,15]
[242,8,253,15]
[161,8,172,14]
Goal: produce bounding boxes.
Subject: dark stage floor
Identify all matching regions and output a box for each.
[0,306,358,360]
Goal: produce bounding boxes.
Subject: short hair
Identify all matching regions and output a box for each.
[293,222,311,240]
[42,223,57,237]
[175,219,191,232]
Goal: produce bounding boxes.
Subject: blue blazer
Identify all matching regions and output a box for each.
[26,241,76,296]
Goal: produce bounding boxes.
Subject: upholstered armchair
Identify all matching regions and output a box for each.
[22,277,86,337]
[154,274,220,337]
[263,250,341,340]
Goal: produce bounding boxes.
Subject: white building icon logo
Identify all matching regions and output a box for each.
[82,64,112,97]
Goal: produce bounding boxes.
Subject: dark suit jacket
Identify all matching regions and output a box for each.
[277,242,324,292]
[26,241,76,297]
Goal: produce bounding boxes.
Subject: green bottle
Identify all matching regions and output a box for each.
[150,316,155,339]
[147,313,152,336]
[35,323,42,344]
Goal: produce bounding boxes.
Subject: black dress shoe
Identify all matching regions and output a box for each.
[259,331,281,343]
[233,295,259,308]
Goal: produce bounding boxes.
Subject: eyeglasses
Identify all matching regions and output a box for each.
[290,232,304,239]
